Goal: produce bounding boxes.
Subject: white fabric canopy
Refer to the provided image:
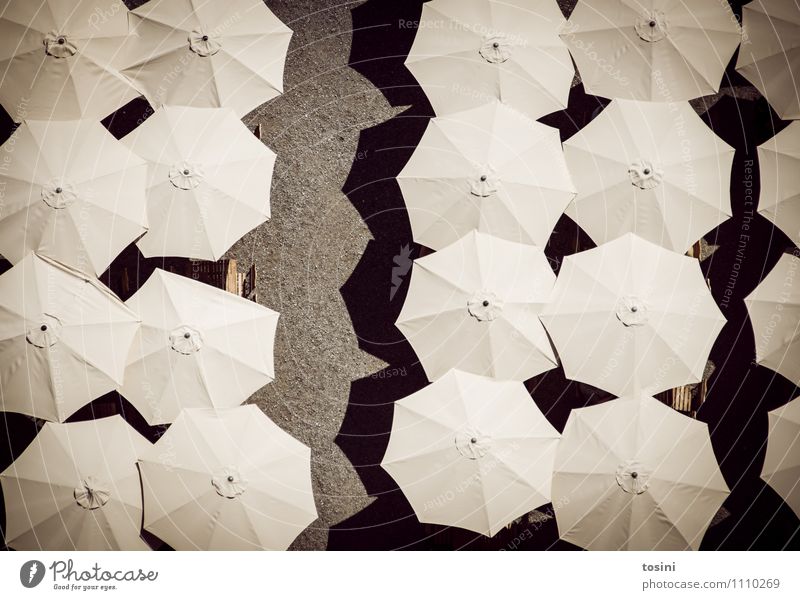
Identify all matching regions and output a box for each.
[762,396,800,519]
[139,406,317,550]
[563,99,734,253]
[737,0,800,121]
[398,100,575,250]
[0,253,140,422]
[382,369,560,537]
[757,122,800,248]
[120,269,279,425]
[561,0,742,102]
[540,233,725,397]
[0,119,148,276]
[405,0,573,119]
[396,231,558,382]
[552,394,729,550]
[1,416,151,550]
[745,252,800,386]
[122,106,275,260]
[0,0,138,121]
[121,0,293,118]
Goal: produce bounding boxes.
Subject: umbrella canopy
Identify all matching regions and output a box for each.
[382,369,560,537]
[762,396,800,519]
[121,0,293,118]
[122,106,275,260]
[139,406,317,550]
[540,233,725,397]
[405,0,574,120]
[0,253,140,422]
[119,269,279,425]
[0,119,148,276]
[745,252,800,386]
[1,416,151,550]
[396,231,558,382]
[0,0,139,121]
[552,394,729,550]
[561,0,742,102]
[563,99,734,253]
[757,121,800,248]
[737,0,800,121]
[397,100,575,251]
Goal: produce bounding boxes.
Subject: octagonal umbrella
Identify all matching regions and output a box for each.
[563,99,734,253]
[540,233,726,398]
[1,416,151,550]
[139,406,317,550]
[552,394,729,550]
[119,269,279,425]
[0,119,148,276]
[757,122,800,248]
[122,106,275,260]
[745,252,800,386]
[762,396,800,519]
[561,0,742,102]
[0,253,140,422]
[382,369,560,537]
[737,0,800,121]
[405,0,574,119]
[121,0,293,118]
[396,231,558,382]
[397,100,575,251]
[0,0,139,121]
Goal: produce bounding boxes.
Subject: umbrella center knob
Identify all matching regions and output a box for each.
[189,29,222,57]
[27,314,62,348]
[44,31,77,57]
[628,159,663,189]
[468,290,503,322]
[169,161,204,190]
[635,12,668,42]
[615,296,648,327]
[74,476,111,509]
[616,461,649,494]
[212,467,247,498]
[42,179,77,209]
[470,166,498,197]
[480,34,511,63]
[170,325,204,354]
[456,428,490,460]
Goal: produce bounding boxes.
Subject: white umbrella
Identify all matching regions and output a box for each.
[0,0,139,121]
[0,253,140,422]
[762,396,800,519]
[1,416,150,550]
[0,119,148,276]
[396,231,558,382]
[121,0,293,118]
[122,106,275,260]
[563,99,734,253]
[119,268,279,425]
[745,252,800,386]
[757,122,800,248]
[552,394,729,550]
[397,100,575,251]
[561,0,742,102]
[382,369,560,537]
[405,0,574,119]
[139,406,317,550]
[737,0,800,121]
[540,233,726,397]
